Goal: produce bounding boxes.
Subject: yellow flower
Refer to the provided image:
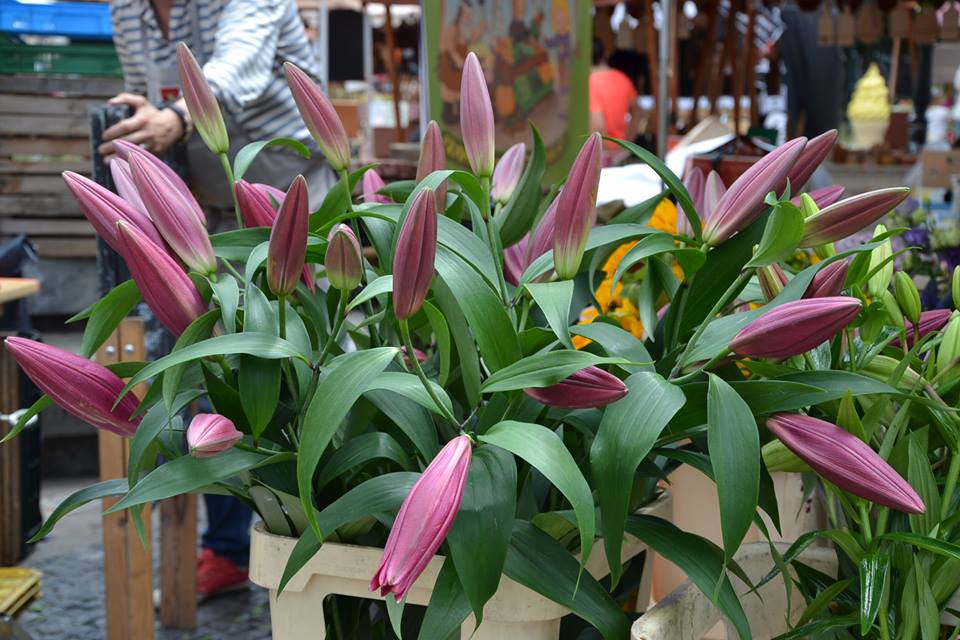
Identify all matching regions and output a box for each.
[602,240,639,274]
[648,198,678,235]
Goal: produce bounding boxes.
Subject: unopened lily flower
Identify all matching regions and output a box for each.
[284,62,351,172]
[803,260,848,299]
[113,140,205,227]
[393,188,437,320]
[767,413,924,513]
[491,142,526,205]
[400,345,428,367]
[176,43,229,155]
[267,175,310,297]
[757,264,789,302]
[5,337,142,437]
[127,147,216,274]
[460,52,495,177]
[326,223,363,291]
[867,224,893,296]
[109,159,148,214]
[791,185,845,211]
[701,170,726,221]
[891,309,952,348]
[503,236,528,286]
[417,120,447,210]
[371,435,472,598]
[785,129,837,192]
[702,137,807,246]
[362,169,391,204]
[553,133,602,279]
[523,366,627,409]
[526,197,560,270]
[730,296,862,359]
[938,314,960,377]
[800,187,910,247]
[678,167,705,236]
[62,171,164,253]
[894,272,921,326]
[116,221,206,336]
[187,413,243,458]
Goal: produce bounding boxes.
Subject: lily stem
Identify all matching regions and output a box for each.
[399,319,458,425]
[318,289,350,366]
[218,153,243,228]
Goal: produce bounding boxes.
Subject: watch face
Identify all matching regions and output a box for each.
[161,86,182,102]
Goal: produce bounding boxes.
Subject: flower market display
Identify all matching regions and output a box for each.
[5,45,960,639]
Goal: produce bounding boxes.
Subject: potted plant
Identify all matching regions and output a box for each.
[3,46,935,639]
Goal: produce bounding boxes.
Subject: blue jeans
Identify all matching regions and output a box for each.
[202,494,252,567]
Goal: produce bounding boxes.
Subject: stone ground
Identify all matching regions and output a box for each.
[12,478,272,640]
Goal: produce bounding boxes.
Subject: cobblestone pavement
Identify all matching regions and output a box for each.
[13,478,272,640]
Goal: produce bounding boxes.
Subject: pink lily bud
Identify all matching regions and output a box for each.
[116,221,206,336]
[553,133,603,279]
[186,413,243,458]
[800,187,910,247]
[362,169,391,204]
[803,260,849,299]
[284,62,351,172]
[504,235,529,286]
[267,175,310,297]
[701,170,726,221]
[400,345,428,367]
[757,264,789,302]
[393,188,437,320]
[109,159,148,214]
[62,171,164,253]
[5,337,141,437]
[523,366,628,409]
[767,413,924,513]
[128,148,216,274]
[113,140,205,227]
[417,120,448,211]
[235,179,279,228]
[526,197,560,268]
[459,52,495,177]
[371,435,472,598]
[678,167,705,235]
[176,43,228,155]
[785,129,838,193]
[255,183,286,207]
[790,185,846,211]
[702,137,807,246]
[891,309,953,348]
[491,142,527,205]
[326,223,363,290]
[730,296,862,359]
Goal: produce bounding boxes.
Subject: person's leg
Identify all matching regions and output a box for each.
[201,494,253,567]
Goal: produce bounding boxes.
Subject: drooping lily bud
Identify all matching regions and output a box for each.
[803,260,849,299]
[62,171,164,253]
[702,137,807,246]
[894,272,921,326]
[326,223,363,291]
[730,296,862,359]
[491,142,526,205]
[553,133,602,279]
[393,188,438,320]
[417,120,447,210]
[867,224,894,296]
[187,413,243,458]
[267,175,310,296]
[891,309,952,348]
[235,179,279,228]
[767,413,924,514]
[362,169,391,204]
[128,147,216,274]
[371,435,472,599]
[5,337,141,437]
[109,159,148,214]
[785,129,838,193]
[800,188,910,247]
[116,221,206,337]
[113,139,205,227]
[762,439,811,473]
[791,185,846,212]
[176,43,229,155]
[523,366,628,409]
[284,62,351,171]
[757,264,789,302]
[459,52,495,177]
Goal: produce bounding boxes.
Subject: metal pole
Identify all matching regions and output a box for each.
[363,4,374,160]
[319,0,329,89]
[657,0,672,160]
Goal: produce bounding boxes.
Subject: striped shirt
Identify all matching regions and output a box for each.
[109,0,320,145]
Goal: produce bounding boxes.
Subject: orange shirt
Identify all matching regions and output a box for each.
[589,68,638,141]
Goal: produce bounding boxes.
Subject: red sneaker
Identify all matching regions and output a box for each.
[196,548,249,601]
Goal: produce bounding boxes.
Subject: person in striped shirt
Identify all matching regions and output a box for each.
[99,0,335,217]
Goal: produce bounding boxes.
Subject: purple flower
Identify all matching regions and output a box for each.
[523,366,627,408]
[553,134,602,279]
[730,296,862,359]
[187,413,243,458]
[393,188,438,320]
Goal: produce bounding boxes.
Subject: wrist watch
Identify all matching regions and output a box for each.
[164,101,193,143]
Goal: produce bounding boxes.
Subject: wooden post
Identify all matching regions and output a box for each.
[98,318,154,640]
[160,494,197,628]
[643,0,659,145]
[745,0,759,129]
[0,332,22,566]
[691,2,718,126]
[382,0,404,143]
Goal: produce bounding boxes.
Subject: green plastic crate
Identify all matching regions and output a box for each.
[0,39,121,77]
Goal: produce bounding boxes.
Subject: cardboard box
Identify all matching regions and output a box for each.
[922,149,960,188]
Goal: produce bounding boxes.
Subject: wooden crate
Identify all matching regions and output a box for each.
[0,75,123,259]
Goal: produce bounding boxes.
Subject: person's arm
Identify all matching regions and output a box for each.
[98,95,187,159]
[202,0,286,112]
[588,78,607,135]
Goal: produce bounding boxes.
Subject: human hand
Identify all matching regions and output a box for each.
[98,93,184,161]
